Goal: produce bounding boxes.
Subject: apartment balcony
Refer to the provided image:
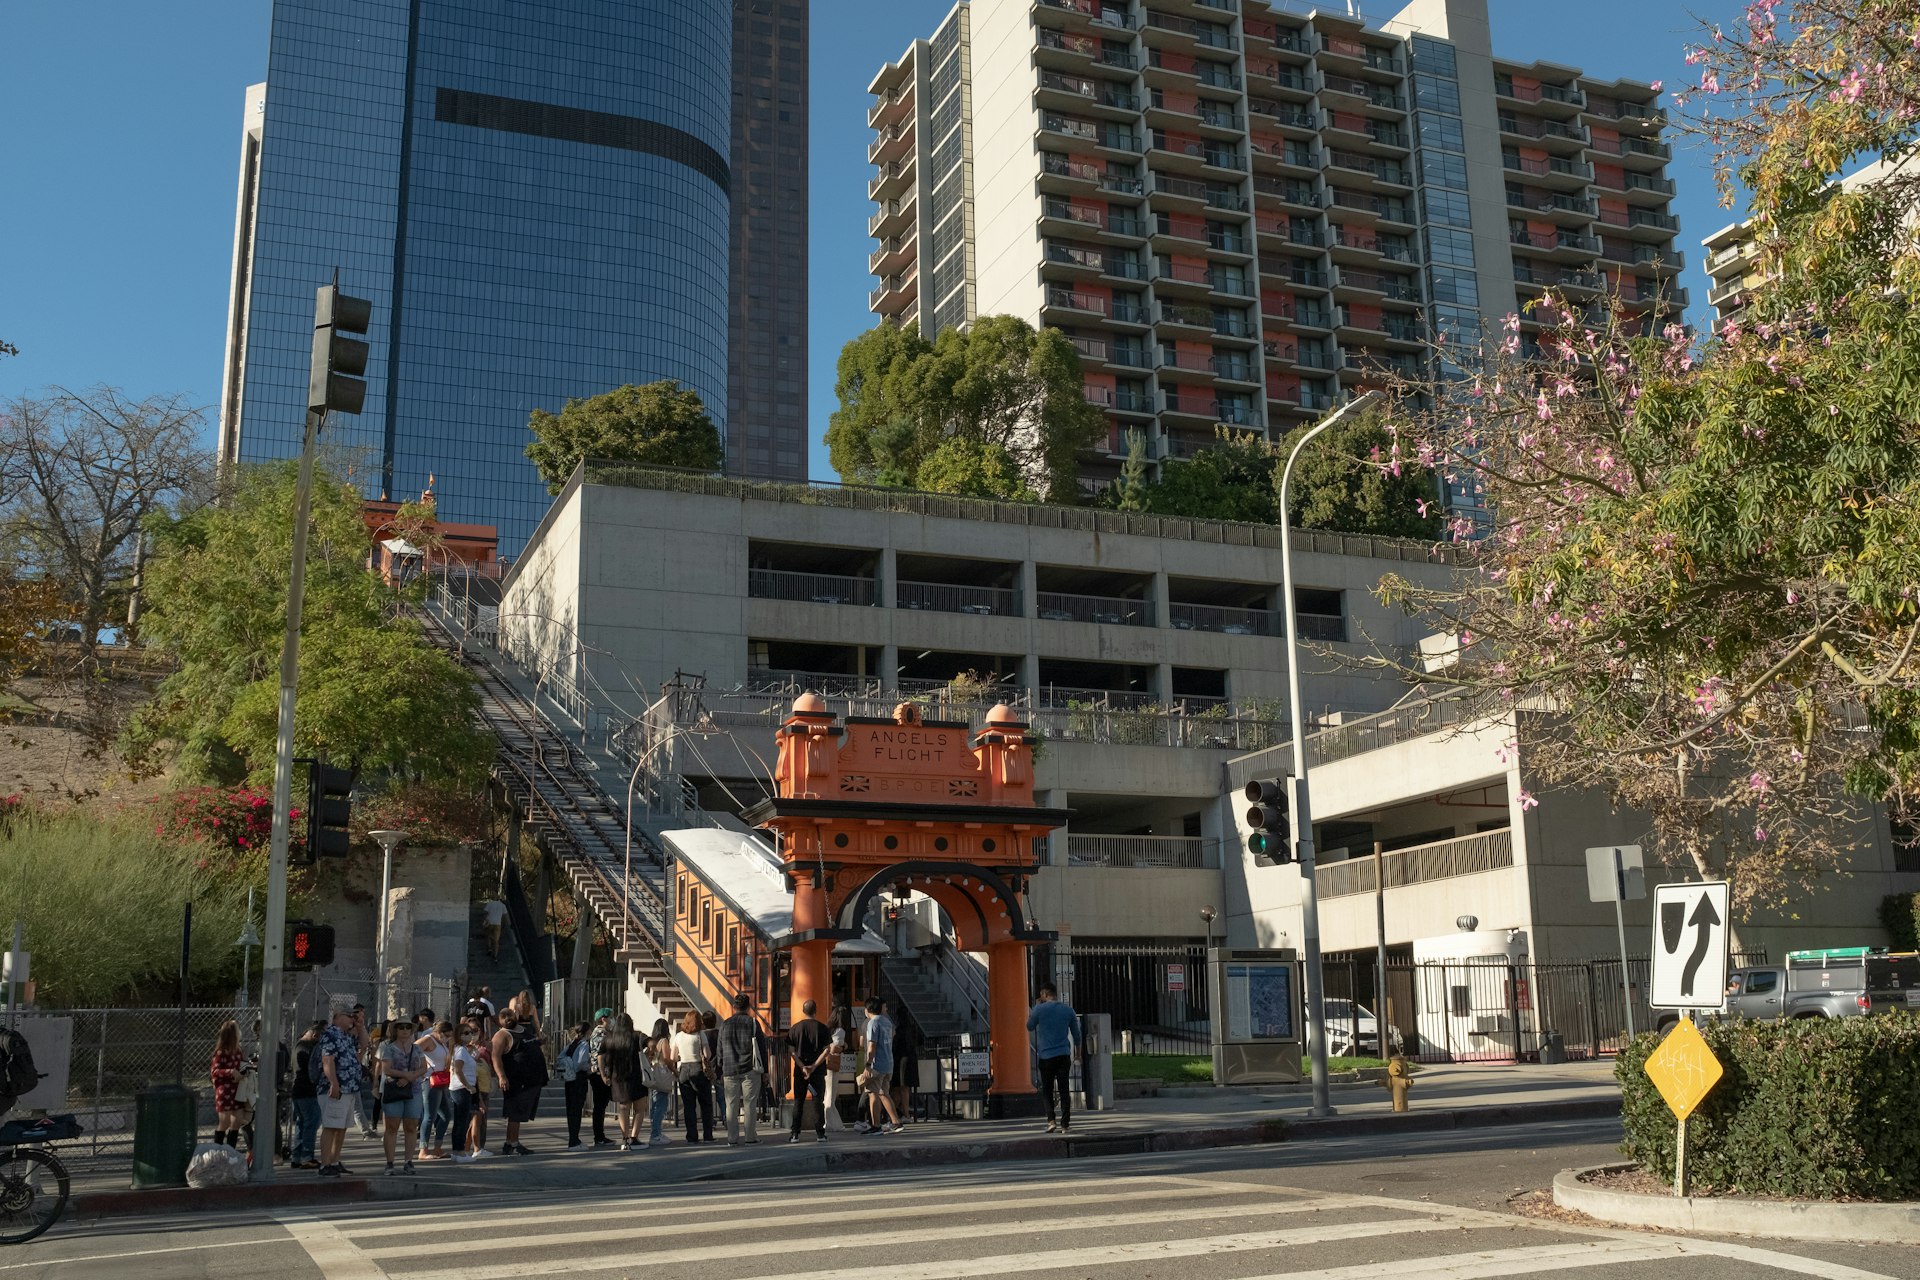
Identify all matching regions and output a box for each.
[1583,96,1666,129]
[1034,0,1139,31]
[1159,389,1219,424]
[1102,172,1148,199]
[1621,282,1688,310]
[1036,27,1106,67]
[1212,311,1258,344]
[1506,188,1596,226]
[1339,348,1423,381]
[1044,241,1108,278]
[1327,188,1414,226]
[1068,334,1113,368]
[1630,243,1685,274]
[1496,78,1586,114]
[1498,114,1589,152]
[1380,315,1422,346]
[1333,267,1418,302]
[1252,175,1325,212]
[1105,341,1152,369]
[1291,303,1334,330]
[869,156,915,202]
[1066,834,1219,869]
[1156,345,1218,384]
[1038,71,1141,118]
[896,580,1022,617]
[1248,137,1321,178]
[869,234,915,277]
[1214,400,1262,427]
[1112,299,1153,326]
[1315,829,1514,899]
[1149,171,1210,209]
[868,119,914,166]
[748,569,878,608]
[1326,149,1414,190]
[1598,206,1681,240]
[1194,62,1243,93]
[1042,198,1107,233]
[1142,8,1240,54]
[1247,60,1318,96]
[1291,344,1339,370]
[1616,135,1672,168]
[1501,152,1592,189]
[1297,385,1335,412]
[1035,590,1154,627]
[867,84,912,131]
[1103,256,1149,282]
[1149,133,1244,176]
[1152,301,1211,334]
[1194,104,1245,134]
[1210,354,1261,385]
[1285,222,1328,249]
[1511,264,1604,295]
[1244,18,1312,57]
[1707,275,1750,310]
[1508,227,1600,261]
[1367,122,1411,151]
[1082,382,1116,408]
[1317,33,1403,75]
[1113,389,1156,415]
[1043,285,1109,317]
[1321,74,1404,112]
[1039,152,1104,193]
[869,268,919,314]
[1152,432,1216,461]
[1622,172,1677,204]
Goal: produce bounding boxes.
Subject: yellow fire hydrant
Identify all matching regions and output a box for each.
[1383,1056,1412,1112]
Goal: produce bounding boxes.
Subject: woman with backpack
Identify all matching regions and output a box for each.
[289,1022,325,1168]
[209,1020,244,1148]
[490,1006,547,1155]
[644,1017,674,1147]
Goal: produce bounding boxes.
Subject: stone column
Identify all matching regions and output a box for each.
[787,869,835,1030]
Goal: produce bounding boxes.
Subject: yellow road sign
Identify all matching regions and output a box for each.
[1644,1016,1724,1123]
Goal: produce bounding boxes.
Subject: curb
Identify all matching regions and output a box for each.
[71,1178,374,1219]
[1294,1097,1619,1139]
[1552,1163,1920,1244]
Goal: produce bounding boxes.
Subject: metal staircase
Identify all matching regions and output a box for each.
[881,942,989,1045]
[410,600,693,1024]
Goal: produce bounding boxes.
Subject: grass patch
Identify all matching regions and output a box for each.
[1114,1053,1389,1084]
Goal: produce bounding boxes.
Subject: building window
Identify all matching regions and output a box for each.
[1895,819,1920,873]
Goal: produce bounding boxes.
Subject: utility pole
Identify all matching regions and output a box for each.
[252,281,372,1183]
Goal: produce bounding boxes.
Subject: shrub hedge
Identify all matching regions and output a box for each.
[1616,1012,1920,1200]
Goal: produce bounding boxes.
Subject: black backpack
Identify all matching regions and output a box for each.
[0,1029,42,1112]
[506,1026,548,1091]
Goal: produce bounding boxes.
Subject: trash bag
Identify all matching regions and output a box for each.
[186,1142,248,1189]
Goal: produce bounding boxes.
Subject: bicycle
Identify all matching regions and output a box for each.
[0,1115,78,1245]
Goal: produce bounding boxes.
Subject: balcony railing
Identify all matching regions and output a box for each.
[1067,834,1219,869]
[1169,601,1277,636]
[1035,590,1153,626]
[747,568,877,606]
[1303,693,1475,767]
[1316,829,1515,898]
[896,580,1021,617]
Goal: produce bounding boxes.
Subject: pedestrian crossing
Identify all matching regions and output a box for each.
[276,1168,1901,1280]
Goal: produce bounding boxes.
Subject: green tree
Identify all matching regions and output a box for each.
[1112,429,1150,511]
[827,316,1105,500]
[525,380,723,494]
[1133,430,1281,524]
[1277,408,1444,540]
[127,462,491,786]
[912,437,1037,500]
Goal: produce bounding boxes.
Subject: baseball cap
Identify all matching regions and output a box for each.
[593,1007,613,1021]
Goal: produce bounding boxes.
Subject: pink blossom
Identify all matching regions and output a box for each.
[1517,790,1540,811]
[1649,80,1662,93]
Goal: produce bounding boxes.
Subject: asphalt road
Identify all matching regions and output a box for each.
[5,1119,1916,1279]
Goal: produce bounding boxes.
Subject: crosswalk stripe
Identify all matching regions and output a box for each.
[403,1196,1399,1280]
[342,1169,1201,1237]
[357,1180,1262,1252]
[277,1213,388,1278]
[1679,1242,1898,1280]
[1239,1240,1687,1280]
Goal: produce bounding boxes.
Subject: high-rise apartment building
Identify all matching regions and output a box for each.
[218,0,734,552]
[728,0,810,481]
[865,0,1686,491]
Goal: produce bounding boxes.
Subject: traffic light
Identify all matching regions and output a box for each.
[288,921,336,969]
[308,284,372,416]
[1246,778,1294,866]
[305,759,355,860]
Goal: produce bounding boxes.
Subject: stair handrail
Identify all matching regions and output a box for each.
[926,938,992,1029]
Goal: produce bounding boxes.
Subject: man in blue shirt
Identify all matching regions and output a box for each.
[1026,985,1082,1134]
[859,997,902,1135]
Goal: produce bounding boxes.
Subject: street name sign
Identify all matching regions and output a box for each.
[1650,881,1731,1010]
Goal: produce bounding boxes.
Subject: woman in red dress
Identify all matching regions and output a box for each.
[210,1019,244,1148]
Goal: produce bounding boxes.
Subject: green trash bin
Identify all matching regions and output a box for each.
[131,1085,198,1188]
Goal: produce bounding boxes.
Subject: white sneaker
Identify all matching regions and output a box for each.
[450,1152,474,1164]
[471,1147,494,1159]
[851,1121,871,1133]
[881,1123,901,1134]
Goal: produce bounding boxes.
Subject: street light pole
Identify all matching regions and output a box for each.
[369,831,407,1020]
[235,888,260,1011]
[1280,389,1382,1120]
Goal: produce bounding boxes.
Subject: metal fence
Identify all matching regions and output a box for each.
[1063,942,1211,1054]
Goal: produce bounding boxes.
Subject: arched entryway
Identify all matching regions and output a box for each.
[742,697,1066,1110]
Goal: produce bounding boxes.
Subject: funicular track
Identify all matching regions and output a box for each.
[410,602,691,1022]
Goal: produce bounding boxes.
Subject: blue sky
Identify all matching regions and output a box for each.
[2,1,1735,484]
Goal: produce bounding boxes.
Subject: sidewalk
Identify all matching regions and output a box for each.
[66,1062,1621,1216]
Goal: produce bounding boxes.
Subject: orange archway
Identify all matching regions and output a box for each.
[743,696,1066,1110]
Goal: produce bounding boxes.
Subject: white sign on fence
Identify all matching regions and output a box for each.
[955,1050,990,1078]
[1167,963,1186,993]
[1650,881,1731,1010]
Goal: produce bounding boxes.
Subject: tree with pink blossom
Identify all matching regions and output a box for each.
[1364,1,1920,917]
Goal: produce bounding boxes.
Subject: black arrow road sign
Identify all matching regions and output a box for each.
[1680,892,1721,998]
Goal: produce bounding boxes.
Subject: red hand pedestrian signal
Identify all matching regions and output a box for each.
[288,921,335,968]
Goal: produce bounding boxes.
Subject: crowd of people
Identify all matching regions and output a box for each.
[217,984,1082,1174]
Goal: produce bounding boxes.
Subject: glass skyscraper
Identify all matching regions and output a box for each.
[218,0,733,552]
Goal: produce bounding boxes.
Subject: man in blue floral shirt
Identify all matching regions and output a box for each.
[317,999,366,1177]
